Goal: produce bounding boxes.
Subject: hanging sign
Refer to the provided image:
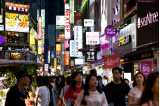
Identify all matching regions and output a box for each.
[105,25,117,37]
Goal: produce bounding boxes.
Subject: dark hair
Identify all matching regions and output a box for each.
[16,71,32,85]
[132,72,145,87]
[112,67,123,74]
[70,71,83,89]
[81,74,102,105]
[140,71,159,105]
[90,69,97,76]
[66,76,71,85]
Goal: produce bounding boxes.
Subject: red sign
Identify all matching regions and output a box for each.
[104,54,120,69]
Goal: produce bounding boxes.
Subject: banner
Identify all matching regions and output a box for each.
[104,54,120,69]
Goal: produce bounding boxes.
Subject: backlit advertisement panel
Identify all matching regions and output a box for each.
[70,40,77,57]
[74,26,83,49]
[86,32,100,45]
[64,51,70,65]
[65,4,71,39]
[5,12,29,32]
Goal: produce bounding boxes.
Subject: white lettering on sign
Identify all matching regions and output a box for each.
[65,4,71,39]
[137,11,158,29]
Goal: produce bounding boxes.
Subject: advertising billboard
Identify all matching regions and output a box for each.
[5,12,29,32]
[137,3,158,46]
[86,32,100,45]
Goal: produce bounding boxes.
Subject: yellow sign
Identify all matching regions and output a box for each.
[5,12,29,32]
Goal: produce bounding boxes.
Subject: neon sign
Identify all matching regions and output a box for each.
[137,11,158,29]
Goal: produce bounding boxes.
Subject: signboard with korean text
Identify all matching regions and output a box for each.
[84,19,94,27]
[65,4,71,39]
[70,40,77,57]
[74,26,83,49]
[75,58,84,65]
[86,32,100,45]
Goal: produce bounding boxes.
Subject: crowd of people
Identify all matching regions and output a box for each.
[4,67,159,106]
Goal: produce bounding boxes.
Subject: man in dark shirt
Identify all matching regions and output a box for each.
[104,67,130,106]
[5,72,32,106]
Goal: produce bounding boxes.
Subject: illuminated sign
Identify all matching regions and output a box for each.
[86,32,100,45]
[137,11,158,29]
[5,2,29,13]
[56,16,65,26]
[5,12,29,32]
[37,16,42,40]
[74,26,83,49]
[65,4,71,39]
[29,28,36,53]
[70,40,77,57]
[64,51,70,65]
[0,25,4,31]
[116,35,131,46]
[38,40,44,54]
[56,44,61,54]
[0,15,2,23]
[105,25,117,37]
[70,0,74,24]
[84,19,94,27]
[0,35,6,45]
[75,58,84,65]
[41,9,45,28]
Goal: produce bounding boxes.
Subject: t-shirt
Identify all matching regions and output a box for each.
[5,86,27,106]
[128,87,143,105]
[104,81,130,106]
[36,86,50,106]
[75,90,108,106]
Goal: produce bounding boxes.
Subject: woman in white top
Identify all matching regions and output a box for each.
[128,72,145,106]
[75,74,108,106]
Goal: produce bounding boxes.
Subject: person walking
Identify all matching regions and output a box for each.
[75,74,108,106]
[128,72,145,106]
[5,72,32,106]
[35,77,50,106]
[64,72,83,106]
[140,71,159,106]
[104,67,130,106]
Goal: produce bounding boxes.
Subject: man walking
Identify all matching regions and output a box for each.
[104,67,130,106]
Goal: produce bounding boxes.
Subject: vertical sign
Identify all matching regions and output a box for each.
[64,51,70,65]
[65,4,71,39]
[70,0,74,24]
[74,26,83,49]
[41,9,45,28]
[37,16,42,40]
[70,40,77,57]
